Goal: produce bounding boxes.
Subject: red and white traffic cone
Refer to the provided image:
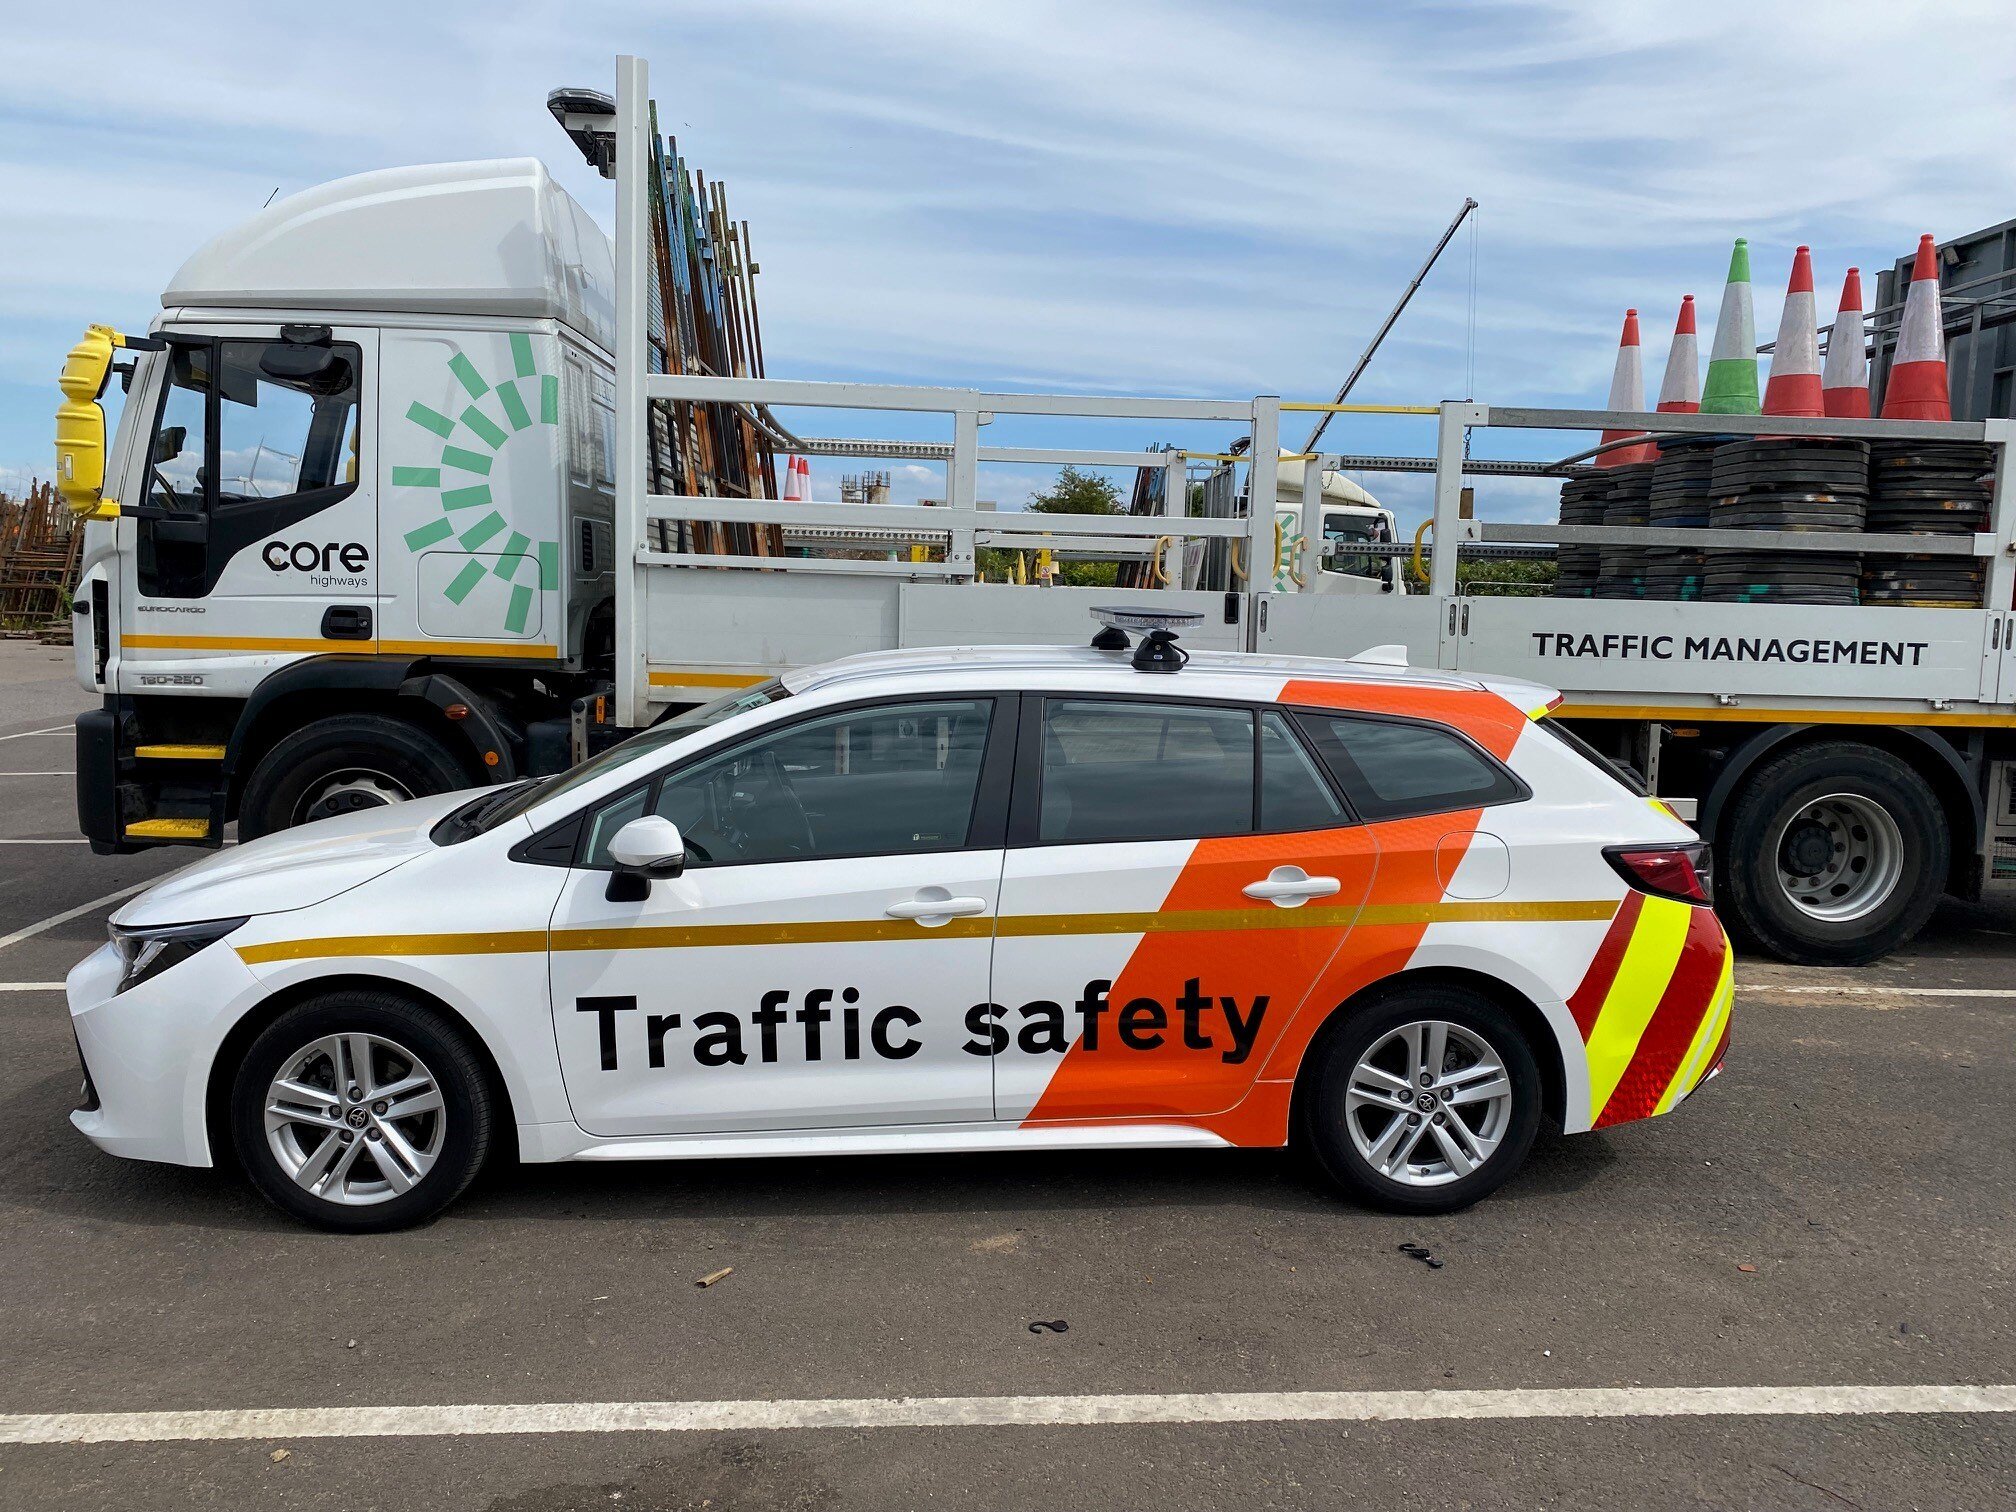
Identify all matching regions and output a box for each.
[1597,309,1656,466]
[1656,295,1700,414]
[1880,234,1951,421]
[1762,246,1824,419]
[781,455,805,500]
[1822,267,1870,419]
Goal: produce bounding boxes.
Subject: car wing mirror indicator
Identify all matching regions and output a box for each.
[605,815,686,901]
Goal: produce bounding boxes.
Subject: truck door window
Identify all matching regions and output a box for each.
[1323,517,1383,580]
[138,337,361,599]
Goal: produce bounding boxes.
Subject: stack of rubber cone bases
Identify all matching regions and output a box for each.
[1823,269,1870,419]
[1763,246,1824,419]
[1596,309,1656,467]
[1702,239,1760,415]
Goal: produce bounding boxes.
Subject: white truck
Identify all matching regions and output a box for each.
[56,56,2016,969]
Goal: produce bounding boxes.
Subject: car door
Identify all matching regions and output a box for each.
[547,694,1014,1137]
[989,694,1380,1126]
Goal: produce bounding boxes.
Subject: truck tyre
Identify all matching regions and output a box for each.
[238,713,472,840]
[1719,741,1947,967]
[1302,984,1543,1215]
[229,990,494,1233]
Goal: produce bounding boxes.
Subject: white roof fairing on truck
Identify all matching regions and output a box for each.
[162,159,615,349]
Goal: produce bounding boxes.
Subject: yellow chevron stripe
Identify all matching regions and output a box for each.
[1582,894,1693,1117]
[234,897,1619,966]
[1655,946,1735,1115]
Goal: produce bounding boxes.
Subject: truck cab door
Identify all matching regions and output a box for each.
[117,326,378,696]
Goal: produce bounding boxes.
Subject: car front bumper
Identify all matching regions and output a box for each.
[66,936,268,1168]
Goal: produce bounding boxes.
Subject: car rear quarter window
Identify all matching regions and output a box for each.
[1260,709,1346,831]
[1038,699,1254,843]
[1294,711,1525,822]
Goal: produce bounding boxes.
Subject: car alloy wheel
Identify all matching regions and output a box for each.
[263,1032,447,1205]
[1342,1018,1513,1187]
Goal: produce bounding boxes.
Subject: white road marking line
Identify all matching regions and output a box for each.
[2,1384,2012,1445]
[0,839,89,845]
[0,882,151,953]
[0,726,68,742]
[1738,984,2016,1000]
[0,771,74,777]
[0,982,66,991]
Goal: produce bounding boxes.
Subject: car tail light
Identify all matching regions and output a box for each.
[1605,843,1710,903]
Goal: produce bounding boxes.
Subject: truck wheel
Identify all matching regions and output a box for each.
[239,714,472,839]
[1719,741,1948,967]
[230,990,494,1232]
[1301,984,1543,1215]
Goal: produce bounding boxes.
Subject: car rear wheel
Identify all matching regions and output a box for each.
[1303,985,1542,1214]
[1718,741,1947,967]
[229,991,493,1233]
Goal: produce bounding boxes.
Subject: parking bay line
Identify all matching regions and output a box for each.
[0,726,68,742]
[1738,983,2016,1000]
[0,882,151,953]
[2,1384,2013,1446]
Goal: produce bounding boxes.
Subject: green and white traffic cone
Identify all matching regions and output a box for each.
[1700,238,1760,415]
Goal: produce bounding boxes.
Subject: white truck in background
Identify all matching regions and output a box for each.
[54,55,2016,970]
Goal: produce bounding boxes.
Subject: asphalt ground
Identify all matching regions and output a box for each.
[0,641,2012,1510]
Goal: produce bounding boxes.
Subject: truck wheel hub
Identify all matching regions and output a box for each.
[299,770,413,825]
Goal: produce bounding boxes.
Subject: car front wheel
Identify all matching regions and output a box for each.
[229,991,494,1232]
[1303,985,1542,1214]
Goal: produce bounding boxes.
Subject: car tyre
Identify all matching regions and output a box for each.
[229,990,494,1233]
[238,714,471,840]
[1718,741,1946,968]
[1302,985,1542,1215]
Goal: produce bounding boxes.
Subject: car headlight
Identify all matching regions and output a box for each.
[107,917,247,995]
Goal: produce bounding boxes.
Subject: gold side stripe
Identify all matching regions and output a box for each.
[121,634,557,660]
[648,670,769,688]
[233,899,1618,966]
[134,743,226,760]
[1558,702,2015,730]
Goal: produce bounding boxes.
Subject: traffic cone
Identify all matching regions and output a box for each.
[1656,295,1700,413]
[1762,246,1823,419]
[1701,238,1759,415]
[1880,234,1950,421]
[1596,309,1656,466]
[781,455,805,500]
[1822,267,1870,419]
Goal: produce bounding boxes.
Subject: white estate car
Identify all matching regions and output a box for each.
[67,628,1732,1232]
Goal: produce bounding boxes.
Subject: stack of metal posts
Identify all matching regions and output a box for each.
[1703,439,1867,605]
[644,105,784,557]
[1861,442,1994,606]
[1643,442,1714,601]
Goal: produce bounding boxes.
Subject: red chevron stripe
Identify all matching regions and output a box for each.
[1592,906,1727,1128]
[1567,891,1642,1042]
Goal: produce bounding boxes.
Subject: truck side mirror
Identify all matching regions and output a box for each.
[604,815,685,901]
[154,425,187,465]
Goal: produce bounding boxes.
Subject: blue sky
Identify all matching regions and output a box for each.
[5,0,2014,525]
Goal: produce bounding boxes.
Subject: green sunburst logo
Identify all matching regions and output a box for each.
[391,333,560,635]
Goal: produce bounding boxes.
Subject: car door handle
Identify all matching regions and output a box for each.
[885,890,990,923]
[1242,866,1342,908]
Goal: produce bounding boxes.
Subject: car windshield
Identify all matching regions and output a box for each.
[434,679,790,842]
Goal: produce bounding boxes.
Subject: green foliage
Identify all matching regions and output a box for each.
[979,466,1126,586]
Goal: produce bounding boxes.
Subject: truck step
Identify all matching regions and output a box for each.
[133,743,226,761]
[123,817,211,840]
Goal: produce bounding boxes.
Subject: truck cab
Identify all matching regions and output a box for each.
[66,159,618,849]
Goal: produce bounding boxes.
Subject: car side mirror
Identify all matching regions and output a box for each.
[604,815,685,901]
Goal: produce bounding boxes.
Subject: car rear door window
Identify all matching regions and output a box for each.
[1295,712,1524,822]
[1260,709,1347,831]
[1038,699,1254,843]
